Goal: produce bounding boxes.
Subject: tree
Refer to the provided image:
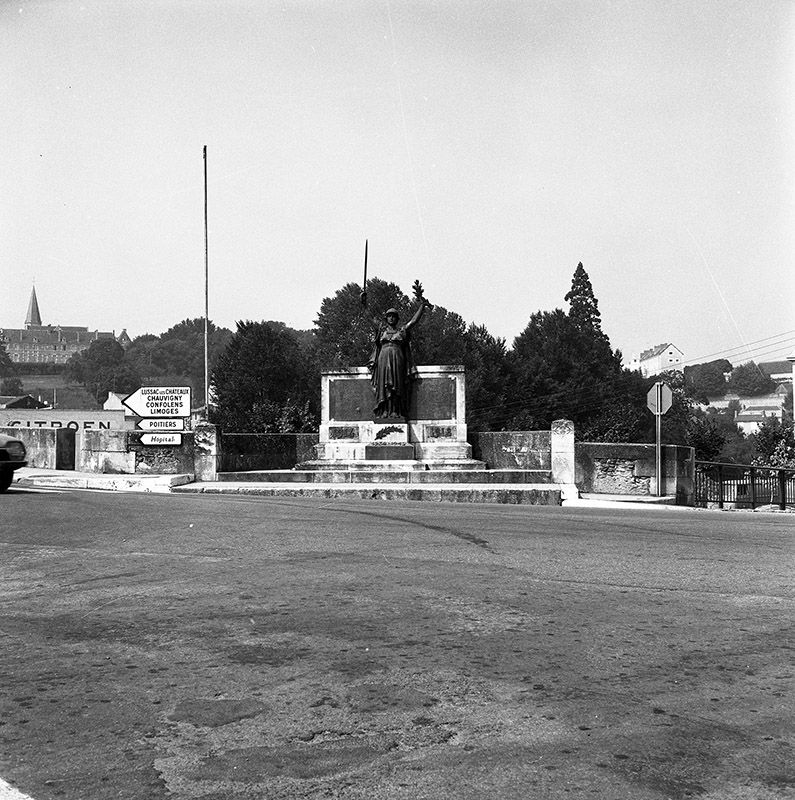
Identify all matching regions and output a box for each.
[503,260,642,435]
[684,359,731,402]
[66,338,141,404]
[211,321,317,433]
[409,304,468,366]
[126,318,232,400]
[313,278,410,370]
[685,411,727,461]
[503,308,626,431]
[578,367,650,443]
[565,262,605,336]
[655,369,693,446]
[0,377,24,395]
[753,418,795,468]
[727,362,776,397]
[459,323,509,431]
[0,342,21,396]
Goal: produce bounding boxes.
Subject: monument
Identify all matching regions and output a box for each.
[303,278,481,470]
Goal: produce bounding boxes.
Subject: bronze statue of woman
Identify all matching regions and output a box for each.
[361,282,432,419]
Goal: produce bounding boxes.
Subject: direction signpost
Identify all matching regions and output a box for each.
[123,387,191,418]
[136,418,186,432]
[647,382,673,497]
[123,387,191,447]
[140,433,183,446]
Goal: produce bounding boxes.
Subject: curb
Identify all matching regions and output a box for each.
[14,470,193,493]
[172,481,563,505]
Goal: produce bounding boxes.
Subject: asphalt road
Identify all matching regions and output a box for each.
[0,489,793,800]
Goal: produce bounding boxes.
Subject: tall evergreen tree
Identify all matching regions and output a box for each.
[565,262,604,335]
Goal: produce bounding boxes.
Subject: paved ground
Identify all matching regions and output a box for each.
[0,488,793,799]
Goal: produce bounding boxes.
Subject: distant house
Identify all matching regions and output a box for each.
[736,406,782,435]
[628,343,684,377]
[758,359,794,385]
[103,392,127,412]
[706,386,788,415]
[0,286,129,365]
[0,394,49,410]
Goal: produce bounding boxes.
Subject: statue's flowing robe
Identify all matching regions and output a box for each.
[368,325,417,418]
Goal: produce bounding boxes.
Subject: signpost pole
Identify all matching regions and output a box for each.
[655,385,663,497]
[647,381,672,498]
[203,145,210,419]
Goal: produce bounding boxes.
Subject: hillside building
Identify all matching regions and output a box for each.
[0,286,130,365]
[628,343,685,377]
[758,359,794,385]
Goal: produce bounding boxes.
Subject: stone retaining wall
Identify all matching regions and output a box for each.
[576,442,694,504]
[78,430,195,474]
[467,431,551,470]
[219,433,319,471]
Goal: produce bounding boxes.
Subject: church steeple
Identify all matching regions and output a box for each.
[25,285,42,328]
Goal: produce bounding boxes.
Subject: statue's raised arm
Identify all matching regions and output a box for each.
[406,280,433,330]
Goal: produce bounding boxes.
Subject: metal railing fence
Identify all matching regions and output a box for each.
[694,461,795,510]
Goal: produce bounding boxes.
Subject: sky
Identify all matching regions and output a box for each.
[2,0,794,368]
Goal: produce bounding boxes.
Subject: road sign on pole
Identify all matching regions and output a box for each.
[140,433,182,446]
[136,418,186,432]
[122,387,191,418]
[646,382,672,497]
[646,382,673,415]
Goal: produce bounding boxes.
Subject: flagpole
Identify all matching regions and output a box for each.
[203,146,210,417]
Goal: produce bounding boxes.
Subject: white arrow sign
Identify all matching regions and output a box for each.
[123,387,191,418]
[140,432,182,446]
[137,418,186,432]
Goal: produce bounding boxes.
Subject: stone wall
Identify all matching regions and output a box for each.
[0,426,75,470]
[467,431,551,470]
[78,430,195,474]
[219,433,319,471]
[575,442,695,504]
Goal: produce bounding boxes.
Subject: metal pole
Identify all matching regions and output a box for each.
[203,146,210,418]
[654,382,663,497]
[656,410,662,497]
[779,469,786,511]
[749,466,756,509]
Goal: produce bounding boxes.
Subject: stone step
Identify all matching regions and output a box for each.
[295,459,487,472]
[217,469,553,484]
[175,482,562,505]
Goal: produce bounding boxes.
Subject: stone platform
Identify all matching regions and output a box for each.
[295,458,486,472]
[217,467,553,484]
[177,480,562,505]
[207,463,559,503]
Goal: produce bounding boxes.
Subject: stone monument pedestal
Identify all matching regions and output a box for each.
[300,365,482,470]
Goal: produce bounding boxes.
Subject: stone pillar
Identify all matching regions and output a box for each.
[193,423,220,482]
[551,419,578,500]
